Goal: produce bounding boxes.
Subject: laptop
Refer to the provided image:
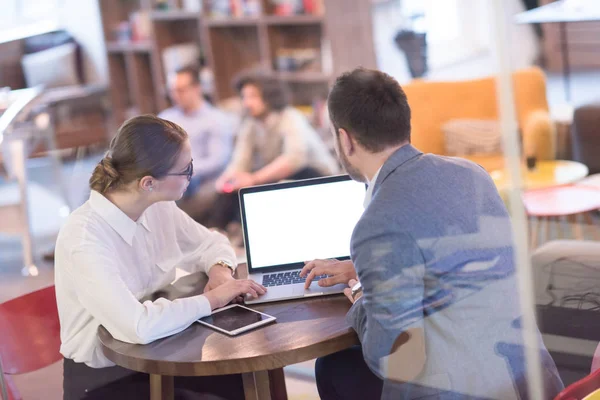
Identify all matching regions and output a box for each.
[240,175,366,304]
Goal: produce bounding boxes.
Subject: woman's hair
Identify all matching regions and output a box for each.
[90,114,188,194]
[234,74,290,111]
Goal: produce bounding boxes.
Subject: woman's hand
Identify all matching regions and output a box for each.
[204,264,235,293]
[203,279,267,310]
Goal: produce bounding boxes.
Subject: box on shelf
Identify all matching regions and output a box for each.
[130,11,152,41]
[270,0,323,15]
[209,0,261,17]
[182,0,203,12]
[303,0,324,15]
[275,48,320,72]
[113,21,132,42]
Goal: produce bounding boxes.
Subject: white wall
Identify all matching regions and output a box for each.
[371,0,540,82]
[59,0,108,85]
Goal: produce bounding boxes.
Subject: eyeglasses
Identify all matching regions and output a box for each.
[165,160,193,182]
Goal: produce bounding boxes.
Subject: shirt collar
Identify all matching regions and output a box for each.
[138,212,151,233]
[364,166,383,208]
[89,191,150,246]
[363,144,423,207]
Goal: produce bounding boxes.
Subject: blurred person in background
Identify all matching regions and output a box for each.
[159,65,236,224]
[301,68,563,400]
[55,115,265,400]
[210,74,338,232]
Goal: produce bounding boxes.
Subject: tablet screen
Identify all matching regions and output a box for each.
[199,305,269,333]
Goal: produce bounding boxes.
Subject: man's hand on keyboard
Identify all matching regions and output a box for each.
[300,259,357,289]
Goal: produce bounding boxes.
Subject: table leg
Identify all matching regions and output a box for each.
[242,371,272,400]
[530,216,540,249]
[269,368,288,400]
[9,139,37,277]
[550,216,558,242]
[571,214,584,240]
[583,212,599,241]
[541,216,550,245]
[150,374,174,400]
[559,215,568,240]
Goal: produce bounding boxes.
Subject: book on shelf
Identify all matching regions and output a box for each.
[270,0,324,16]
[302,0,324,15]
[210,0,262,18]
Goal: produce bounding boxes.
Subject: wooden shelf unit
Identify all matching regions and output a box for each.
[98,0,376,126]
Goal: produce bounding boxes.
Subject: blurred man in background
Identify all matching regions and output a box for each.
[210,75,338,232]
[216,75,337,192]
[159,65,235,223]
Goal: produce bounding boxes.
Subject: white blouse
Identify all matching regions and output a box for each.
[55,190,237,368]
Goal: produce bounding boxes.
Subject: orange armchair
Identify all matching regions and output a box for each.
[402,66,555,172]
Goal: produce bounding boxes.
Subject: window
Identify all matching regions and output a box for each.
[402,0,489,69]
[423,0,460,43]
[19,0,61,22]
[0,0,61,43]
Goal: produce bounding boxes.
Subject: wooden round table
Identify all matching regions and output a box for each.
[490,160,589,191]
[98,273,359,400]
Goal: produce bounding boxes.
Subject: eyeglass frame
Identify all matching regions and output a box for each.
[164,159,193,182]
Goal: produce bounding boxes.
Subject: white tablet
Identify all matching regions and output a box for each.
[197,304,276,336]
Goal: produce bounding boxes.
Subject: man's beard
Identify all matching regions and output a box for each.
[336,139,366,183]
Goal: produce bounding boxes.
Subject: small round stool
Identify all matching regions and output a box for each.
[522,185,600,248]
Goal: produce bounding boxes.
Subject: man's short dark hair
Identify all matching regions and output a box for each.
[175,65,200,85]
[328,68,411,152]
[234,74,289,111]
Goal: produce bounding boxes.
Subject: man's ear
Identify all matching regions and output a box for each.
[338,128,355,156]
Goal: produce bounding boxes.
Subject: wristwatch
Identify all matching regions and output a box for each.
[214,260,235,275]
[351,281,363,299]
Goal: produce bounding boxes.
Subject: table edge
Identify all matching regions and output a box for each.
[99,326,359,376]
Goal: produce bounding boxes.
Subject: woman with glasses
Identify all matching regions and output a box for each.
[55,114,265,400]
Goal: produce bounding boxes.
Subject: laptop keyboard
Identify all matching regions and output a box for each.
[262,270,327,287]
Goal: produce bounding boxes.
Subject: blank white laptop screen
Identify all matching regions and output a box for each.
[241,177,366,270]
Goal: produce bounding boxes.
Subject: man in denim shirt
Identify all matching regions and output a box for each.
[302,68,563,399]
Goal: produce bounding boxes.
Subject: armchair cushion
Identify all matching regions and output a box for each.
[442,119,502,155]
[521,108,555,160]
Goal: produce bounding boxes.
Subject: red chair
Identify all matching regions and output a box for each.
[555,368,600,400]
[0,286,61,400]
[592,343,600,374]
